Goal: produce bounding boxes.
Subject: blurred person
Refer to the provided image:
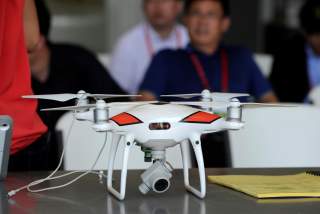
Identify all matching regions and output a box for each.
[0,0,48,171]
[110,0,189,94]
[30,0,126,167]
[31,0,125,128]
[139,0,277,102]
[138,0,277,167]
[270,0,320,103]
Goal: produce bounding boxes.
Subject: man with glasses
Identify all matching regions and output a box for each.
[139,0,277,102]
[110,0,189,94]
[138,0,277,167]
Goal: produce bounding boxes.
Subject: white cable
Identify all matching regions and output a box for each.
[8,116,76,197]
[26,133,108,193]
[8,114,108,197]
[41,170,107,181]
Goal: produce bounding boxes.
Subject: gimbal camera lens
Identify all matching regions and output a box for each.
[139,160,172,194]
[153,178,170,193]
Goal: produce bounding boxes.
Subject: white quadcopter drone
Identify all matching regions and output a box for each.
[23,90,292,200]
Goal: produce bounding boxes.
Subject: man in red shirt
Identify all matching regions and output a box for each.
[0,0,48,170]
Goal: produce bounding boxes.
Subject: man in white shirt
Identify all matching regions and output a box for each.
[110,0,189,94]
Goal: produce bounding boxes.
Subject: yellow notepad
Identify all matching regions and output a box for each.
[208,172,320,199]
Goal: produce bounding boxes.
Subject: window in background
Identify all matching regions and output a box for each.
[45,0,306,55]
[45,0,107,53]
[262,0,305,54]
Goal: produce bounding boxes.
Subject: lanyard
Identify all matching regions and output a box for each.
[144,25,183,57]
[189,48,229,92]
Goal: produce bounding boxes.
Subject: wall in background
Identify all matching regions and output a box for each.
[46,0,107,52]
[45,0,306,54]
[224,0,262,52]
[46,0,143,53]
[104,0,143,52]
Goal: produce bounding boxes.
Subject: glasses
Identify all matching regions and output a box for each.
[188,11,223,20]
[146,0,176,4]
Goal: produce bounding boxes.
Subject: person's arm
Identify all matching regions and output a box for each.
[138,51,170,101]
[24,0,40,52]
[259,91,278,103]
[73,46,126,95]
[109,38,138,94]
[245,49,278,103]
[138,91,157,101]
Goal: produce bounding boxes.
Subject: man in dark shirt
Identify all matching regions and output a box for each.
[31,0,125,128]
[270,0,320,103]
[30,0,125,167]
[138,0,277,167]
[139,0,277,103]
[30,39,124,128]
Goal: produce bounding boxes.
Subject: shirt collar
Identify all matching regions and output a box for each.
[144,22,179,42]
[185,43,222,58]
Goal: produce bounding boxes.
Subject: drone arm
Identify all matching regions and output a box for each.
[210,108,228,114]
[107,134,134,200]
[74,110,94,122]
[184,133,206,198]
[222,120,245,131]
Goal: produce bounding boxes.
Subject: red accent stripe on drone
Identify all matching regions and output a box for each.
[110,112,142,126]
[181,111,221,124]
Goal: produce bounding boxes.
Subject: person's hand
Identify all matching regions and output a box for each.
[29,36,50,83]
[259,91,278,103]
[24,0,40,52]
[136,91,157,101]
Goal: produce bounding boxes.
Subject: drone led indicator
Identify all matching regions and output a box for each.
[110,112,142,126]
[181,111,221,124]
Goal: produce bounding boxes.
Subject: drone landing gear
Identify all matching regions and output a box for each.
[107,134,134,200]
[107,133,206,200]
[181,134,206,199]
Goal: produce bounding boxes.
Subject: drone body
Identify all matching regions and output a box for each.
[23,90,292,200]
[105,102,245,200]
[108,103,243,149]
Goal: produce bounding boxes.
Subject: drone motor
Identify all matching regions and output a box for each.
[92,100,111,132]
[227,99,242,123]
[75,90,90,107]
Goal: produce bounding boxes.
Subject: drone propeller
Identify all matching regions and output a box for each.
[171,101,228,109]
[210,93,250,101]
[23,90,141,102]
[41,104,97,111]
[238,103,297,109]
[161,93,201,99]
[41,101,157,111]
[22,94,80,102]
[161,90,250,101]
[84,94,142,100]
[174,101,296,109]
